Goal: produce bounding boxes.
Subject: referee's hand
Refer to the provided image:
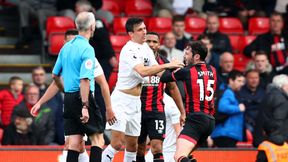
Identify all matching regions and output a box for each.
[30,102,41,117]
[80,107,89,123]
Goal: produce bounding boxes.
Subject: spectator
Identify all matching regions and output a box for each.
[57,0,113,24]
[198,34,213,64]
[2,105,36,145]
[211,70,246,147]
[32,66,64,145]
[246,51,276,89]
[64,29,78,43]
[202,13,233,69]
[160,32,184,63]
[12,84,55,145]
[172,15,193,51]
[239,70,265,133]
[254,75,288,162]
[0,76,24,128]
[203,0,239,17]
[217,52,234,90]
[237,0,266,29]
[244,12,288,73]
[16,0,57,47]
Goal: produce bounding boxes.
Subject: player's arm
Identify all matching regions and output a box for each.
[172,123,181,136]
[95,74,117,125]
[53,74,64,92]
[167,82,186,126]
[134,60,183,78]
[160,68,187,83]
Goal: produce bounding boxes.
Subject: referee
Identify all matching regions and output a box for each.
[32,12,112,162]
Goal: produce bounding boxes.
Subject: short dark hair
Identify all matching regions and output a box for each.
[146,31,160,40]
[32,66,46,74]
[245,69,259,77]
[228,70,244,81]
[172,15,185,24]
[9,76,23,85]
[125,17,144,33]
[255,50,268,58]
[185,41,207,61]
[65,29,78,37]
[270,11,283,20]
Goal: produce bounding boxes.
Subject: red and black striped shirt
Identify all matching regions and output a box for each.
[161,63,217,116]
[141,55,169,114]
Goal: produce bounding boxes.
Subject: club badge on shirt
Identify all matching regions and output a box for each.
[85,59,93,70]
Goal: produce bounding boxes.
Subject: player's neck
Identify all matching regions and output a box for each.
[131,39,144,45]
[79,31,91,40]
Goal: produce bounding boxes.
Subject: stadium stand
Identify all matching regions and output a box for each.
[248,17,270,35]
[48,33,65,55]
[109,35,130,53]
[238,35,257,53]
[147,17,172,35]
[113,17,128,35]
[185,17,206,34]
[219,17,244,35]
[228,35,241,53]
[102,0,122,17]
[124,0,153,17]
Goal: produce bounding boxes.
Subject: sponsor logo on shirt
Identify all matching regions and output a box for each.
[85,59,93,70]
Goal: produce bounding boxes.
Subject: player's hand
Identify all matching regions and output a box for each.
[167,59,184,69]
[106,108,117,126]
[80,106,89,123]
[180,112,186,127]
[30,102,41,117]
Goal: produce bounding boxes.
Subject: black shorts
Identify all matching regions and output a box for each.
[138,113,166,144]
[63,92,104,136]
[179,112,215,146]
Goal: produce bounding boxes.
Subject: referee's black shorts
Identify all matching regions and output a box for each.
[179,112,215,146]
[63,91,104,136]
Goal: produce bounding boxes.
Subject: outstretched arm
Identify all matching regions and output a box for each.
[95,74,116,125]
[167,82,186,126]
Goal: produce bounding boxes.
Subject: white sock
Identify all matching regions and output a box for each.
[61,150,68,162]
[124,150,136,162]
[79,150,89,162]
[101,144,118,162]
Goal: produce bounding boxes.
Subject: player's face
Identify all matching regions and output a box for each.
[184,46,193,65]
[131,22,147,44]
[146,34,160,52]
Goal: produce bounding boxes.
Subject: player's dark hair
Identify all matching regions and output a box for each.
[125,17,144,33]
[65,29,78,37]
[185,41,207,61]
[147,31,160,40]
[172,15,185,24]
[228,70,244,81]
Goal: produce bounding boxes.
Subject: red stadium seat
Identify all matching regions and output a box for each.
[110,35,130,53]
[124,0,153,17]
[185,17,206,34]
[219,18,244,35]
[238,35,256,52]
[248,17,270,35]
[48,33,65,55]
[113,17,129,35]
[108,70,118,91]
[102,0,122,17]
[228,35,241,53]
[147,17,172,35]
[233,53,252,72]
[46,16,75,38]
[236,129,253,148]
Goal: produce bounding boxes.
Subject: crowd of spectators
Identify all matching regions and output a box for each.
[0,0,288,151]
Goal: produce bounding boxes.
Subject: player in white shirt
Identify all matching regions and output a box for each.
[101,17,184,162]
[145,93,181,162]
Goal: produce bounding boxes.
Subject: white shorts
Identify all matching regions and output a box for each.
[145,149,176,162]
[106,89,141,136]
